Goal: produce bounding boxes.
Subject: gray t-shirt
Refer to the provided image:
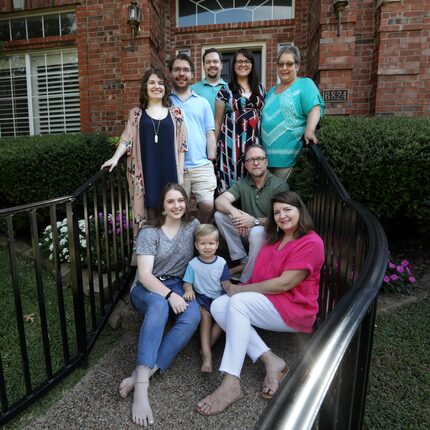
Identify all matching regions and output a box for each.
[135,218,199,278]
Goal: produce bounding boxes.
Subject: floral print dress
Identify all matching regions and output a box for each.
[216,83,266,193]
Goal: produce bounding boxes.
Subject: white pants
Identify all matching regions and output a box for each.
[214,211,266,283]
[211,293,297,378]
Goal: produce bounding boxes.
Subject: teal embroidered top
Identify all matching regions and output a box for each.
[261,78,324,168]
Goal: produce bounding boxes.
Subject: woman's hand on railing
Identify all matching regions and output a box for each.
[168,292,189,314]
[101,157,119,172]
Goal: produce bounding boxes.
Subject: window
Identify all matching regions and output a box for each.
[177,0,293,27]
[0,12,76,41]
[0,50,80,137]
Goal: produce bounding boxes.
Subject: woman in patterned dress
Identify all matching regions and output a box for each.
[215,49,266,193]
[261,46,324,180]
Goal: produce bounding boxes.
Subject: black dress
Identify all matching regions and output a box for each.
[140,110,177,208]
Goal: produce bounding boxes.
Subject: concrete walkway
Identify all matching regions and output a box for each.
[23,320,311,430]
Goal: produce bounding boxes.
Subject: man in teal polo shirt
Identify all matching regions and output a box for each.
[191,48,228,116]
[214,145,289,283]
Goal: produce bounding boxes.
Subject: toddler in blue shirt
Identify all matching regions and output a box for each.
[183,224,232,372]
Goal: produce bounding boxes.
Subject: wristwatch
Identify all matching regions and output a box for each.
[254,218,261,226]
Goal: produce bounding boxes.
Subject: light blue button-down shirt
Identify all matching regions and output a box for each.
[170,91,215,168]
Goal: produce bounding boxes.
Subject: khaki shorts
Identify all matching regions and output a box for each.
[183,162,216,203]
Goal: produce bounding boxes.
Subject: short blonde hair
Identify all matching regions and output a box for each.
[194,223,219,241]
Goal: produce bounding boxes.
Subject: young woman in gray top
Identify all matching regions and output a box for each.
[118,183,200,427]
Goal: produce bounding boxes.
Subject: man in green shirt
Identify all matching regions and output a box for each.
[191,48,228,115]
[214,145,289,282]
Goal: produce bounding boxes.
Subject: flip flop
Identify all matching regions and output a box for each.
[196,391,244,416]
[260,366,289,399]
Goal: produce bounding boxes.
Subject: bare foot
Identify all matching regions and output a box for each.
[196,374,244,416]
[118,366,159,398]
[201,353,213,373]
[260,351,288,399]
[132,381,154,427]
[119,369,136,398]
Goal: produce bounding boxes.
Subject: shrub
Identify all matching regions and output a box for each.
[316,117,430,235]
[0,133,115,209]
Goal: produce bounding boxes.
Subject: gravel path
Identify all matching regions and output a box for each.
[24,327,310,430]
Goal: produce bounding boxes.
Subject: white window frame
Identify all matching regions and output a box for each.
[0,48,80,137]
[176,0,295,27]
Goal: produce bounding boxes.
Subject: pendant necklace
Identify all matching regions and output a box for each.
[150,116,161,143]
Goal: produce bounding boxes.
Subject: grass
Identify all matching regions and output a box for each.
[0,247,122,429]
[365,296,430,430]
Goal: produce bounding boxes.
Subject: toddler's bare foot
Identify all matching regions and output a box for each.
[201,354,213,373]
[132,381,154,426]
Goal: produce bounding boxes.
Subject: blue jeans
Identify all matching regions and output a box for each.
[130,278,201,371]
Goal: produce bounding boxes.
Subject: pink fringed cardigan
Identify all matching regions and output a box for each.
[118,106,187,235]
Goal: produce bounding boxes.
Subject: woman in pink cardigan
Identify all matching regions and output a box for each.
[197,191,324,416]
[102,68,187,234]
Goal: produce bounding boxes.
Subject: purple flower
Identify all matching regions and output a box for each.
[384,276,390,283]
[408,277,417,284]
[390,274,399,281]
[401,259,409,267]
[396,265,405,273]
[406,267,411,274]
[388,262,396,269]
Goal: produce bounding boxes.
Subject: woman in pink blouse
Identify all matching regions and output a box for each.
[197,191,324,416]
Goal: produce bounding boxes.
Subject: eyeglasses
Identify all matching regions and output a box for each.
[245,156,266,164]
[172,67,191,73]
[235,60,252,66]
[277,61,296,68]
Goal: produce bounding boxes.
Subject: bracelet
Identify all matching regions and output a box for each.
[165,290,173,300]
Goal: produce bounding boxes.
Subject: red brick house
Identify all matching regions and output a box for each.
[0,0,428,137]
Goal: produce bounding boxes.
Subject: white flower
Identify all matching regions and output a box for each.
[49,244,53,251]
[80,239,87,248]
[45,225,52,231]
[60,226,68,234]
[60,238,67,246]
[49,254,53,260]
[49,232,52,239]
[57,221,62,228]
[62,248,68,255]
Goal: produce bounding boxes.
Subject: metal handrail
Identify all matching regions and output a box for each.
[257,145,388,429]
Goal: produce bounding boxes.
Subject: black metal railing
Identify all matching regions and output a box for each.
[0,167,134,426]
[256,145,388,429]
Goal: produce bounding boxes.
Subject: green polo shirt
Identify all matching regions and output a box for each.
[227,172,289,218]
[191,78,228,115]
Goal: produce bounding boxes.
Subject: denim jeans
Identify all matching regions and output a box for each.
[130,278,201,371]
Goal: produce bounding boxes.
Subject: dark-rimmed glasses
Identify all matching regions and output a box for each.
[245,156,266,164]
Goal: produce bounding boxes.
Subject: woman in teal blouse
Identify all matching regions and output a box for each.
[262,46,325,180]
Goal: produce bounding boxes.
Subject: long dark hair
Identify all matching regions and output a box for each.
[265,191,314,244]
[139,68,171,109]
[154,183,193,227]
[229,48,260,96]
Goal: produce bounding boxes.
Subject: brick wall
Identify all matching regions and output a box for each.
[373,0,429,116]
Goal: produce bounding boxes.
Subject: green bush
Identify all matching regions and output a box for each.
[316,116,430,235]
[0,133,115,209]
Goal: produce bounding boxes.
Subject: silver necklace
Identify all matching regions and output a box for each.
[149,115,161,143]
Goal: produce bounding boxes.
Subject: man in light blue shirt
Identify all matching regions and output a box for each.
[169,53,217,223]
[191,48,228,116]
